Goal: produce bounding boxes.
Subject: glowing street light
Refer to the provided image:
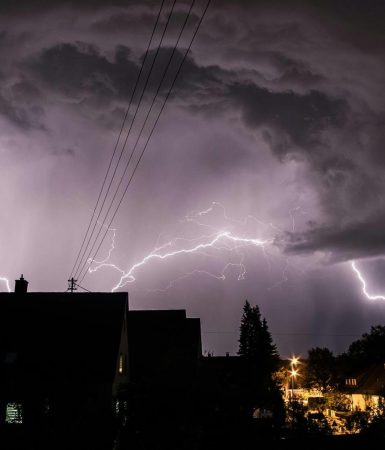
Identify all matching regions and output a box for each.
[288,356,300,402]
[290,356,299,366]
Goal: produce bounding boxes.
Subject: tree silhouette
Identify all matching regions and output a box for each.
[238,300,279,375]
[347,325,385,368]
[304,347,335,391]
[237,300,283,424]
[238,300,259,358]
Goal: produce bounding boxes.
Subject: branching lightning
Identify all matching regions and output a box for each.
[88,228,125,277]
[351,261,385,300]
[85,203,385,301]
[87,202,287,292]
[98,230,271,292]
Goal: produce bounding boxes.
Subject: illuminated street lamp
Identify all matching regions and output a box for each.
[290,369,298,395]
[289,356,300,401]
[288,357,300,426]
[290,356,299,366]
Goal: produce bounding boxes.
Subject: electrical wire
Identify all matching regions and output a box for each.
[70,0,167,279]
[202,331,363,338]
[77,0,199,282]
[73,0,179,280]
[78,0,211,284]
[76,0,196,281]
[74,282,93,293]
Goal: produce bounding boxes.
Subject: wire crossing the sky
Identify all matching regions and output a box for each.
[77,0,211,285]
[72,0,183,281]
[76,0,199,282]
[73,0,180,280]
[70,0,169,280]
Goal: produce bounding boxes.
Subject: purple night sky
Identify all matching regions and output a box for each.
[1,0,385,357]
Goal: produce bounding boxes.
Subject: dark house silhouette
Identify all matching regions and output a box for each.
[0,277,129,449]
[128,309,202,384]
[199,355,251,419]
[124,309,202,448]
[0,277,204,450]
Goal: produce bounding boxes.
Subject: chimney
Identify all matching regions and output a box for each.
[15,275,28,294]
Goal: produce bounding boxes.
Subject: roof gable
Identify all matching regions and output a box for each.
[0,292,128,384]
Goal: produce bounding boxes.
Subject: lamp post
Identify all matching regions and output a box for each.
[290,368,298,399]
[289,356,300,400]
[289,356,300,426]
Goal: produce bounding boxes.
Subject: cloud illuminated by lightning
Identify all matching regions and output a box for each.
[98,230,272,291]
[86,203,385,301]
[351,260,385,300]
[87,202,283,292]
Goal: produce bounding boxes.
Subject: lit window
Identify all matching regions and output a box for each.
[119,353,124,374]
[6,402,23,424]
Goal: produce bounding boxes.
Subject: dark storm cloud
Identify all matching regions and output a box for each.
[24,35,350,164]
[228,83,347,157]
[24,40,227,128]
[90,11,156,34]
[192,2,385,263]
[0,0,384,266]
[285,214,385,261]
[11,80,41,102]
[218,0,385,43]
[0,0,385,359]
[29,43,140,103]
[0,0,148,12]
[90,4,200,35]
[266,54,324,89]
[0,91,44,130]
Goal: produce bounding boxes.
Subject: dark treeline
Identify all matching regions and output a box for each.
[120,303,385,449]
[303,325,385,391]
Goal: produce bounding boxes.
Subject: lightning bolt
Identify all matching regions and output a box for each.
[88,228,125,277]
[86,204,385,300]
[149,263,247,293]
[112,231,271,292]
[184,201,271,231]
[87,202,285,292]
[0,276,11,293]
[351,261,385,300]
[289,206,308,233]
[87,202,321,293]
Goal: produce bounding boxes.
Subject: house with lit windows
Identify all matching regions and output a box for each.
[0,276,203,449]
[343,364,385,411]
[0,276,129,449]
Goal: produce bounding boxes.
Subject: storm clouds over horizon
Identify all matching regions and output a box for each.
[0,0,385,356]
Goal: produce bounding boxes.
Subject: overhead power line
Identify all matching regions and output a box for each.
[202,331,363,338]
[70,0,167,279]
[76,0,196,281]
[74,282,93,293]
[78,0,211,284]
[73,0,179,280]
[73,0,180,281]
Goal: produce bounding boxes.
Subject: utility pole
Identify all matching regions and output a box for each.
[67,278,77,293]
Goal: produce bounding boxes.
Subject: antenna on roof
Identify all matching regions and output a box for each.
[67,278,77,293]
